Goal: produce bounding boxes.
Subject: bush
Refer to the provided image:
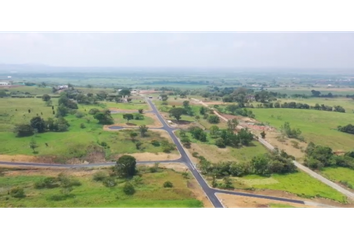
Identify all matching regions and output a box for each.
[123,182,136,195]
[163,181,173,188]
[89,108,100,115]
[80,123,86,128]
[75,111,85,118]
[93,171,108,181]
[103,177,117,187]
[215,138,226,148]
[34,177,60,189]
[10,187,26,198]
[151,139,160,146]
[192,152,199,158]
[208,115,220,124]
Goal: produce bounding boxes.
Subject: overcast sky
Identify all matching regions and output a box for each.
[1,32,354,69]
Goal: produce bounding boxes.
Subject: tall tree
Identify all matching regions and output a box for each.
[42,94,51,102]
[115,155,137,178]
[123,113,134,123]
[139,125,149,137]
[169,108,185,122]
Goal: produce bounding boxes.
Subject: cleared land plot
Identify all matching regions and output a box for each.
[102,100,149,111]
[5,86,53,95]
[111,113,156,127]
[210,172,348,203]
[216,193,313,208]
[251,108,354,151]
[0,168,203,208]
[188,142,268,164]
[321,167,354,191]
[0,109,177,163]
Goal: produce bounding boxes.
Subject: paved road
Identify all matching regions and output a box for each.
[0,98,309,208]
[191,98,354,203]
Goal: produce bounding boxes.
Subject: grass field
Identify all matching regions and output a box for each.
[251,108,354,151]
[0,120,176,161]
[223,172,347,203]
[267,87,354,96]
[0,98,59,132]
[112,113,155,126]
[321,167,354,190]
[101,100,149,110]
[277,97,354,113]
[0,167,203,207]
[269,203,296,208]
[175,129,268,163]
[5,86,53,95]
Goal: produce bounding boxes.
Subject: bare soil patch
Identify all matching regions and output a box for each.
[111,152,181,161]
[0,154,37,163]
[216,193,314,208]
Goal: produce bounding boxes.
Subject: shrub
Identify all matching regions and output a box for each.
[10,187,26,198]
[215,138,226,148]
[80,123,86,129]
[34,177,60,189]
[163,181,173,188]
[75,111,85,118]
[192,152,199,158]
[151,140,160,146]
[123,182,135,195]
[93,171,108,181]
[103,177,117,187]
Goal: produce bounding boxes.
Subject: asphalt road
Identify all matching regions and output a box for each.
[0,98,307,208]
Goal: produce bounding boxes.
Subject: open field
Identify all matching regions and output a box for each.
[212,172,348,203]
[0,167,203,207]
[277,97,354,113]
[4,86,53,95]
[101,100,150,111]
[321,167,354,191]
[267,87,354,96]
[251,108,354,151]
[112,113,154,126]
[0,98,59,132]
[188,142,268,164]
[0,104,177,163]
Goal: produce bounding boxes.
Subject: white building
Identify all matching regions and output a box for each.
[0,81,10,86]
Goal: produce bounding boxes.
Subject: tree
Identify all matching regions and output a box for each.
[160,94,168,101]
[89,108,100,115]
[169,108,185,122]
[215,138,226,148]
[260,131,266,139]
[139,125,149,137]
[130,132,138,141]
[120,89,131,98]
[227,119,238,131]
[183,100,190,108]
[30,116,46,133]
[94,111,114,124]
[181,136,191,148]
[200,106,206,115]
[14,124,34,137]
[208,115,220,124]
[138,109,144,114]
[0,90,7,98]
[115,155,137,178]
[123,113,134,123]
[29,138,38,153]
[42,94,51,102]
[210,125,220,138]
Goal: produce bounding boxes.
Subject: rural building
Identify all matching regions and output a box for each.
[0,81,11,86]
[58,85,68,90]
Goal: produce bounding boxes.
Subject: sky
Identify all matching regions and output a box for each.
[1,32,354,69]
